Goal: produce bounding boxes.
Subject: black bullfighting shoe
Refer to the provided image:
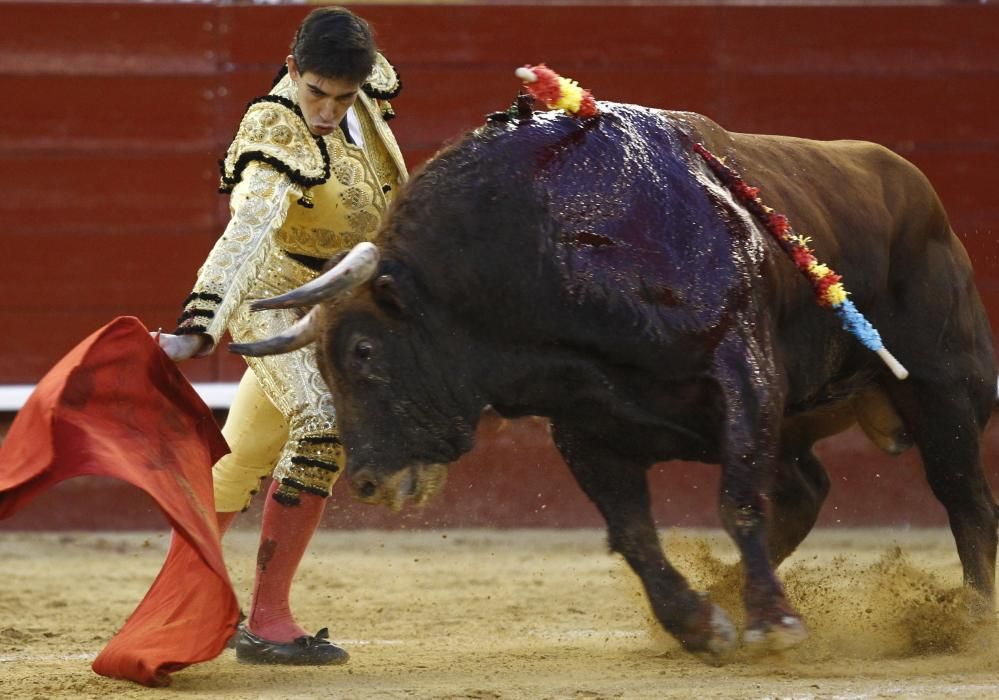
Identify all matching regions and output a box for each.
[225,611,247,650]
[235,626,350,666]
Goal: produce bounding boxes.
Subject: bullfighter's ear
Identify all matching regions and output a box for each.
[372,274,406,315]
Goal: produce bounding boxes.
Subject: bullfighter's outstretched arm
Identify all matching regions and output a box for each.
[173,162,300,353]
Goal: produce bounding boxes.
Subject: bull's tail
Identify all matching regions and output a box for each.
[993,381,998,530]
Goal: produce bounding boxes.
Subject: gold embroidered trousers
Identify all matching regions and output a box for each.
[213,249,345,510]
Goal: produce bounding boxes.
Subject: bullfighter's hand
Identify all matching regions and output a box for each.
[152,332,212,362]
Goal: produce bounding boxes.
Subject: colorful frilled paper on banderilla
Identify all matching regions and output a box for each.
[693,143,908,380]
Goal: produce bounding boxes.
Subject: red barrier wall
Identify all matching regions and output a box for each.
[1,3,998,529]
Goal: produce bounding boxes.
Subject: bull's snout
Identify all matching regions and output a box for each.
[350,468,381,502]
[348,464,449,511]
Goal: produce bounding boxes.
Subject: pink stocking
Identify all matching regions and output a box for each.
[216,510,238,536]
[247,479,326,642]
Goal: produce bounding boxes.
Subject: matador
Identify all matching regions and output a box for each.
[159,7,406,666]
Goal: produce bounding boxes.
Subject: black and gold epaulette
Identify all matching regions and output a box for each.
[218,96,330,206]
[363,52,402,101]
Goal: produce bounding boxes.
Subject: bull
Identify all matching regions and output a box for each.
[232,96,998,659]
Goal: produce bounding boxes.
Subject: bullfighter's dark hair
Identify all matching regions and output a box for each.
[290,6,377,85]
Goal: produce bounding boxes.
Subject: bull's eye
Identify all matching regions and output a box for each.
[346,335,378,378]
[355,340,374,362]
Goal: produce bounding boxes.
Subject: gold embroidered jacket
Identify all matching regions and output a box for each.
[175,57,406,348]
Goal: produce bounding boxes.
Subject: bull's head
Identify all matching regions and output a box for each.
[231,242,486,511]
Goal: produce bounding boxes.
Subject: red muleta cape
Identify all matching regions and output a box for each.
[0,316,238,686]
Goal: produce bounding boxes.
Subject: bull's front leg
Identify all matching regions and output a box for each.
[713,330,807,653]
[553,424,737,660]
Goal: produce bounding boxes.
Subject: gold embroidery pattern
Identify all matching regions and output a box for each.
[220,94,326,192]
[271,73,296,101]
[228,249,345,500]
[266,76,396,250]
[276,227,363,257]
[364,52,402,99]
[177,164,298,345]
[327,133,384,239]
[356,95,402,201]
[357,93,407,190]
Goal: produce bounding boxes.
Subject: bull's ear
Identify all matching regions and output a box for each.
[372,274,406,314]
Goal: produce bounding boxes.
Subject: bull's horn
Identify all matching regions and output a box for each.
[251,242,380,311]
[229,306,321,357]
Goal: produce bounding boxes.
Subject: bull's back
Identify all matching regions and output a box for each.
[673,111,975,308]
[537,105,752,345]
[665,111,994,405]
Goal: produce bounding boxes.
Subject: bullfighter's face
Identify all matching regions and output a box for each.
[286,56,360,137]
[317,281,483,510]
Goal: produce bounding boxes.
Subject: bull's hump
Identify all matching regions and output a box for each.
[523,104,740,319]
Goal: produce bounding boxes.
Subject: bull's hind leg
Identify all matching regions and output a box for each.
[553,426,737,659]
[891,379,997,612]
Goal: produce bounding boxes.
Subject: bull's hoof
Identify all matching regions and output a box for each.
[743,614,808,654]
[680,602,737,663]
[965,590,995,622]
[702,603,738,660]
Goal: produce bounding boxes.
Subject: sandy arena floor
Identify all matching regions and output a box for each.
[2,528,999,699]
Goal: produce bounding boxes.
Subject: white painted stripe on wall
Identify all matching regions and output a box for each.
[0,383,240,411]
